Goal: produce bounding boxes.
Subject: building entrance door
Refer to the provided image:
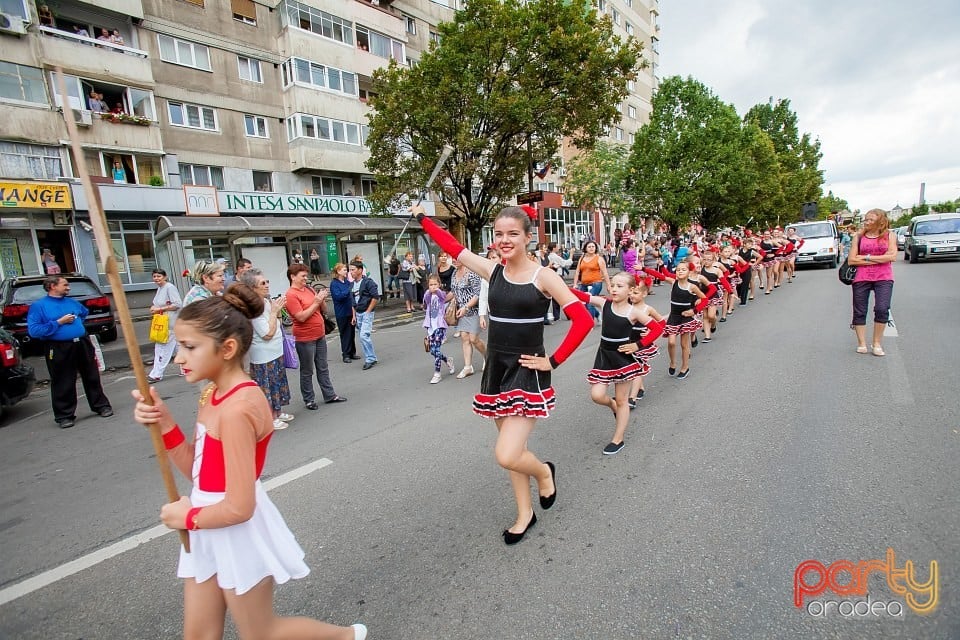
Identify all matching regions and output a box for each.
[35,229,75,273]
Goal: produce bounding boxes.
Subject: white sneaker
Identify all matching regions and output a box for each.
[277,412,295,422]
[453,330,460,338]
[272,419,289,430]
[430,372,442,384]
[352,624,367,640]
[447,359,456,374]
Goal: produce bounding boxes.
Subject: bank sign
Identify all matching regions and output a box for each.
[183,187,434,217]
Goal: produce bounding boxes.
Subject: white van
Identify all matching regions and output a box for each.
[789,220,841,268]
[904,212,960,263]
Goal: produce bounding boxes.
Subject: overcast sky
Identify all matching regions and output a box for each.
[656,0,960,213]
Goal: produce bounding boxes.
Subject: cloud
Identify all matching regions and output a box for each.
[657,0,960,211]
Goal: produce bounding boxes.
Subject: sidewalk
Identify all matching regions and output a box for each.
[25,294,420,384]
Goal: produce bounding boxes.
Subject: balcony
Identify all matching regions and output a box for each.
[289,138,369,175]
[38,27,152,87]
[63,108,164,155]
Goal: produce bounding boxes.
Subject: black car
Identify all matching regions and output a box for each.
[0,273,117,357]
[0,326,35,421]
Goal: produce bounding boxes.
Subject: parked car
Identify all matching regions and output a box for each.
[903,213,960,263]
[790,219,841,268]
[0,326,35,421]
[0,273,117,357]
[895,226,908,250]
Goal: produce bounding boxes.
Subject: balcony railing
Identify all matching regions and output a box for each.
[37,25,148,58]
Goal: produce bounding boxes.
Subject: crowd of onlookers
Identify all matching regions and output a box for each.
[38,5,128,48]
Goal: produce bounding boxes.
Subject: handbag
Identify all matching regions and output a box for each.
[149,313,169,343]
[838,235,861,285]
[423,336,430,352]
[282,332,299,369]
[323,315,336,334]
[444,297,458,326]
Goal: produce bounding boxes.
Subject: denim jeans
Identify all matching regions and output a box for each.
[851,280,893,325]
[356,310,377,363]
[577,281,603,319]
[295,337,336,404]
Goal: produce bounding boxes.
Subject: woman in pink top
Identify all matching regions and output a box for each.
[847,208,898,356]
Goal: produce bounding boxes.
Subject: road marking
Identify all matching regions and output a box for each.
[885,344,915,406]
[884,312,898,337]
[0,457,333,607]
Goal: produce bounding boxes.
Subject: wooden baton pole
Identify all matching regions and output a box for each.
[54,68,189,552]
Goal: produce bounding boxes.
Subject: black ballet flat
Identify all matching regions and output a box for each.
[668,366,676,376]
[503,512,537,545]
[539,462,557,510]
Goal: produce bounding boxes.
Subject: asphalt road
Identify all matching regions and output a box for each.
[0,259,957,639]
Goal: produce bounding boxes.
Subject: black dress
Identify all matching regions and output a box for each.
[664,281,702,335]
[473,264,554,419]
[587,300,644,384]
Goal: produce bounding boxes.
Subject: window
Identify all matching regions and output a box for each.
[615,127,624,141]
[0,0,27,19]
[360,178,375,196]
[429,31,440,46]
[237,56,262,83]
[355,26,405,62]
[231,0,257,25]
[404,15,416,35]
[625,22,633,36]
[612,9,620,25]
[625,0,631,6]
[312,176,343,196]
[281,58,358,97]
[286,113,362,146]
[627,79,635,91]
[91,220,158,285]
[157,34,212,71]
[252,171,272,191]
[596,0,605,12]
[180,163,224,189]
[244,114,268,138]
[0,62,46,105]
[628,105,637,119]
[0,142,63,180]
[283,0,353,45]
[168,101,218,131]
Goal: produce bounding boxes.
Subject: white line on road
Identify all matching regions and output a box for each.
[0,457,333,607]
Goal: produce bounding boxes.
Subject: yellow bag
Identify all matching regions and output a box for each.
[149,313,170,343]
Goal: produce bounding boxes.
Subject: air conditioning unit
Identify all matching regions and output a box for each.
[71,109,93,127]
[0,12,27,35]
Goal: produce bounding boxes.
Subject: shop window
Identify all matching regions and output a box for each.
[91,220,158,285]
[0,141,63,180]
[253,171,272,192]
[231,0,257,25]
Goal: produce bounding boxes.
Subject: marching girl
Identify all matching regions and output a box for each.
[784,226,803,283]
[423,274,457,383]
[759,231,779,295]
[740,236,763,303]
[698,251,727,341]
[627,280,664,409]
[645,263,710,379]
[718,246,744,320]
[569,272,665,455]
[412,204,593,545]
[132,284,366,640]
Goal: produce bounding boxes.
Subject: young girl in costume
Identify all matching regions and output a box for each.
[699,251,728,342]
[570,273,665,454]
[644,262,711,379]
[423,274,456,383]
[627,280,664,408]
[132,283,366,640]
[412,204,593,545]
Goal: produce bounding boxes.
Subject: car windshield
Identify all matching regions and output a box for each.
[914,219,960,235]
[793,223,834,239]
[11,280,101,303]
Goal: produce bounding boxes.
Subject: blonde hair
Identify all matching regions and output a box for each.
[191,260,224,285]
[332,262,347,274]
[865,208,890,237]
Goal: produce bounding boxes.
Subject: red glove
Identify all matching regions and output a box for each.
[784,241,795,253]
[568,287,591,303]
[643,267,665,281]
[644,276,654,288]
[417,214,465,260]
[694,285,717,312]
[796,239,805,250]
[757,248,767,258]
[734,260,752,274]
[549,300,593,369]
[661,266,676,280]
[639,318,666,347]
[719,274,733,293]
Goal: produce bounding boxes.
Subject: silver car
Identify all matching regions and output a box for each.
[904,213,960,263]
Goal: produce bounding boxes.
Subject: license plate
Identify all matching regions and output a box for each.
[797,256,813,262]
[931,247,957,253]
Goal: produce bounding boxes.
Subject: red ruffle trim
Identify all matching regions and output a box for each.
[586,361,644,384]
[473,387,556,419]
[663,318,703,335]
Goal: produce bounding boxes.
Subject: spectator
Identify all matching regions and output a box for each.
[26,276,113,428]
[414,255,428,305]
[572,241,611,321]
[450,257,485,377]
[384,254,400,298]
[38,5,56,28]
[146,269,182,383]
[72,25,90,39]
[235,258,253,279]
[349,260,379,370]
[88,91,109,113]
[847,209,897,357]
[436,251,454,292]
[182,260,226,306]
[399,251,416,312]
[111,160,126,184]
[109,29,124,45]
[41,248,61,274]
[96,28,112,43]
[285,263,346,409]
[238,269,294,429]
[329,263,358,363]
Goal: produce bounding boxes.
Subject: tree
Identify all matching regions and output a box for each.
[738,121,782,229]
[744,98,824,222]
[627,76,747,234]
[563,141,634,225]
[365,0,643,247]
[818,190,849,220]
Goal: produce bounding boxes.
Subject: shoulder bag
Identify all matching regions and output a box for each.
[838,235,861,285]
[444,296,458,326]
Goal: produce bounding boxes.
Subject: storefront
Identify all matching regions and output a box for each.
[0,180,78,280]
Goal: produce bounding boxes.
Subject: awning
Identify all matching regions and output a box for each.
[154,215,420,242]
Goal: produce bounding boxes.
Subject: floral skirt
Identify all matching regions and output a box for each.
[250,356,290,412]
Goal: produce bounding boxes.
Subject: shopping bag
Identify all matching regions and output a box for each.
[89,334,105,372]
[282,332,299,369]
[149,313,170,343]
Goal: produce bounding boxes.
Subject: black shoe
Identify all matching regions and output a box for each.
[691,336,699,348]
[539,462,557,510]
[636,389,645,400]
[627,397,637,410]
[305,402,319,410]
[98,408,114,418]
[603,441,625,455]
[677,369,689,380]
[719,317,727,323]
[57,419,75,429]
[147,376,161,383]
[702,337,712,342]
[503,512,537,545]
[668,366,676,376]
[362,361,376,370]
[343,357,352,363]
[325,396,348,404]
[350,355,362,360]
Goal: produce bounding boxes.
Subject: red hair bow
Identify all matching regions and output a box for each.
[519,205,538,221]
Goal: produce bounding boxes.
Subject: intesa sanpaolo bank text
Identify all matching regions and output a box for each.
[223,193,374,215]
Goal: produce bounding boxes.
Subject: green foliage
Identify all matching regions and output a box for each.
[818,190,849,220]
[148,175,164,187]
[563,141,634,222]
[365,0,643,246]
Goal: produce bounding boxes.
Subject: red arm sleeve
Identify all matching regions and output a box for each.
[548,300,593,369]
[417,214,466,260]
[720,274,734,293]
[694,285,717,312]
[796,239,805,250]
[639,318,666,347]
[643,267,665,281]
[567,286,592,303]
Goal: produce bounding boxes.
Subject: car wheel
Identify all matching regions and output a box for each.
[908,249,919,264]
[830,257,838,269]
[903,251,909,261]
[100,326,118,343]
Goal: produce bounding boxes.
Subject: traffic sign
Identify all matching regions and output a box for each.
[516,190,544,204]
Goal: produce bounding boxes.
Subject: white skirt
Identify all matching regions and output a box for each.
[177,481,309,594]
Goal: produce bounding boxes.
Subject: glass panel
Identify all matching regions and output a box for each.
[244,115,255,136]
[210,167,224,189]
[128,88,155,120]
[342,72,356,96]
[301,115,315,138]
[169,103,184,125]
[186,105,201,128]
[346,124,359,145]
[392,40,404,62]
[201,108,216,130]
[158,35,176,62]
[310,62,325,87]
[195,46,211,71]
[327,68,341,91]
[332,121,345,142]
[317,118,330,139]
[295,58,310,83]
[176,40,193,66]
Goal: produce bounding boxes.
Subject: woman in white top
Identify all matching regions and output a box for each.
[147,269,182,382]
[238,269,294,430]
